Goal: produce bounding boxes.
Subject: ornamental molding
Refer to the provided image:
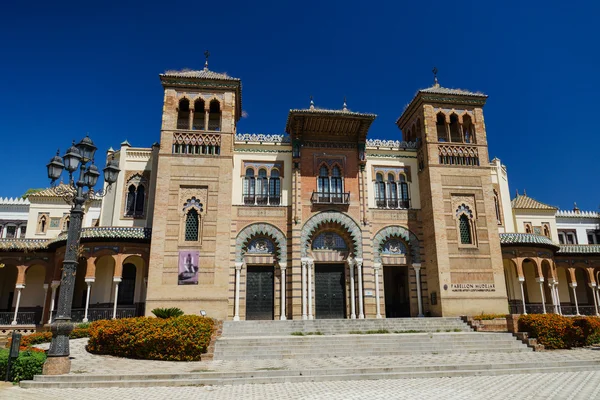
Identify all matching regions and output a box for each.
[173,132,221,146]
[366,153,418,159]
[235,223,287,264]
[234,149,292,154]
[439,144,479,157]
[372,225,421,264]
[365,139,418,149]
[301,211,362,258]
[235,133,291,143]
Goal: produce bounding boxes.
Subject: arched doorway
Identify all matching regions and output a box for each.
[235,223,287,321]
[503,258,522,313]
[0,263,18,312]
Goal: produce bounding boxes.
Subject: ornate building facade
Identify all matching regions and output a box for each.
[1,63,599,326]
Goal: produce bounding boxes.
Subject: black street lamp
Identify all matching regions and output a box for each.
[43,135,120,375]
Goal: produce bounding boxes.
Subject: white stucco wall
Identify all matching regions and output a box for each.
[556,214,600,244]
[514,210,559,243]
[490,158,515,233]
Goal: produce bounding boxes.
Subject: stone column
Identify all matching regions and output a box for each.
[374,262,382,319]
[11,284,24,325]
[40,283,49,325]
[348,258,356,319]
[112,277,122,319]
[83,278,94,323]
[279,263,287,320]
[301,258,309,320]
[48,280,60,324]
[413,263,424,317]
[555,283,562,315]
[519,277,527,315]
[570,283,580,316]
[356,258,364,319]
[536,277,546,314]
[590,283,599,316]
[234,262,243,321]
[548,280,558,314]
[307,259,314,320]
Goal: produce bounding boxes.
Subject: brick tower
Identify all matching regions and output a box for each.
[146,58,242,318]
[396,74,508,316]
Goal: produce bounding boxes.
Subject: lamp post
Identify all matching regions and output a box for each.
[42,135,120,375]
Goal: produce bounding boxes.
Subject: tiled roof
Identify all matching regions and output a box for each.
[50,227,152,245]
[499,233,559,248]
[27,184,74,198]
[419,86,487,97]
[0,239,49,251]
[558,245,600,254]
[511,194,557,210]
[160,68,240,81]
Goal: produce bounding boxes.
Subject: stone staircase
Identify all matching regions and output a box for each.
[20,318,600,389]
[213,318,530,361]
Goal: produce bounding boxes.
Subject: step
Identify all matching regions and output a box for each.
[21,360,600,389]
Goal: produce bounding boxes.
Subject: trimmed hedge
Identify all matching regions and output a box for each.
[86,315,215,361]
[473,313,508,321]
[518,314,600,349]
[0,348,47,382]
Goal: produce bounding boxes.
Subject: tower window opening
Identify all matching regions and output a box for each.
[436,113,448,142]
[193,99,206,130]
[208,100,221,131]
[177,98,190,130]
[449,113,462,142]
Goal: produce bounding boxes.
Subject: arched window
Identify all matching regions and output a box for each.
[387,173,398,207]
[269,169,281,205]
[375,173,386,207]
[449,113,461,142]
[436,113,448,142]
[135,185,145,215]
[126,184,136,215]
[416,118,422,143]
[184,209,199,241]
[177,98,190,130]
[243,168,256,205]
[62,216,70,231]
[37,214,48,234]
[456,204,475,246]
[256,169,268,205]
[125,183,146,217]
[208,100,221,131]
[331,166,343,202]
[543,224,550,237]
[459,214,472,244]
[317,165,330,202]
[399,175,410,209]
[494,191,502,225]
[462,114,475,143]
[193,99,206,130]
[525,224,532,234]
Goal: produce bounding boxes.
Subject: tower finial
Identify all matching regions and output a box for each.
[523,188,527,196]
[574,202,580,212]
[310,95,315,110]
[432,67,439,87]
[515,189,519,196]
[343,96,347,111]
[204,50,210,71]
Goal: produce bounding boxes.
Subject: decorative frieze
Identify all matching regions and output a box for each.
[237,208,286,218]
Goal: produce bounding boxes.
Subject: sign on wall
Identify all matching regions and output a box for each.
[178,250,199,285]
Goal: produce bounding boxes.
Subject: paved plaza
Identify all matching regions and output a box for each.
[3,339,600,399]
[3,371,600,399]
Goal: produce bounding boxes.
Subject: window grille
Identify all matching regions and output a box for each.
[185,209,199,241]
[459,214,472,244]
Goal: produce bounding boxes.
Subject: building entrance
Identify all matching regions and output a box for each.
[315,264,346,319]
[246,265,274,320]
[384,266,410,317]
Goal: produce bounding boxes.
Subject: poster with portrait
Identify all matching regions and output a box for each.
[178,250,199,285]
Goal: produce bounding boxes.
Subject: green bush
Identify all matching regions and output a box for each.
[6,328,90,349]
[151,307,184,319]
[86,315,215,361]
[0,348,47,382]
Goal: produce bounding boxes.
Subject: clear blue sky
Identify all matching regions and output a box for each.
[1,1,598,210]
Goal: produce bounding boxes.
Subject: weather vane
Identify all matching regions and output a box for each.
[204,50,210,70]
[432,67,439,86]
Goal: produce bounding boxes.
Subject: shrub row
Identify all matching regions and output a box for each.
[0,348,47,382]
[473,313,508,321]
[518,314,600,349]
[6,327,90,349]
[86,315,215,361]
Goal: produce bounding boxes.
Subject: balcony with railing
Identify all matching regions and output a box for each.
[311,191,350,205]
[243,195,281,206]
[375,197,410,209]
